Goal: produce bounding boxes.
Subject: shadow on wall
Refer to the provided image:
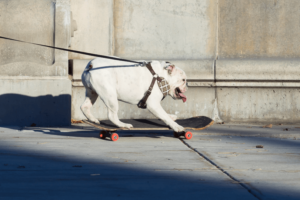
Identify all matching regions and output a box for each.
[0,94,71,127]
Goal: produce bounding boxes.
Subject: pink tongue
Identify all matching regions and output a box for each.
[178,93,187,103]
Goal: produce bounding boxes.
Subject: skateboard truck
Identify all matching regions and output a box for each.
[99,131,119,142]
[173,131,193,140]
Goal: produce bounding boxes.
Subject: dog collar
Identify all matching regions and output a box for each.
[157,77,170,100]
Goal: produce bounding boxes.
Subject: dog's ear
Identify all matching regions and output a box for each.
[164,64,175,75]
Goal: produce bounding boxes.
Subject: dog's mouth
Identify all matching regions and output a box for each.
[175,87,187,103]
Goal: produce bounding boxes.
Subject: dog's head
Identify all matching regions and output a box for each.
[164,62,188,102]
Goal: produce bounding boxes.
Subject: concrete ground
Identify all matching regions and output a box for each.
[0,123,299,200]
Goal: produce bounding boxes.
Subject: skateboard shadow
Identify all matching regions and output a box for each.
[99,119,168,129]
[28,127,175,140]
[88,116,213,130]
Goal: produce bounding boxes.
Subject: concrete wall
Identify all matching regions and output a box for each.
[215,0,300,123]
[68,0,113,59]
[2,0,298,125]
[0,0,74,126]
[113,0,217,60]
[218,0,300,59]
[69,0,300,124]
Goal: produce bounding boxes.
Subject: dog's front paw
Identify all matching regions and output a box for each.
[171,123,185,132]
[120,123,133,130]
[169,114,177,121]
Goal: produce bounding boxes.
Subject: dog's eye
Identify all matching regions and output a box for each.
[182,79,185,82]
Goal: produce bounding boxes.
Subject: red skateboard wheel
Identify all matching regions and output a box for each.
[111,133,119,141]
[184,131,193,140]
[99,131,106,139]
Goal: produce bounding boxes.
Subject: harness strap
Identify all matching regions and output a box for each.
[138,62,162,109]
[145,63,162,82]
[87,63,145,71]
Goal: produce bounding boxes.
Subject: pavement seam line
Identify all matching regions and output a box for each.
[179,139,262,200]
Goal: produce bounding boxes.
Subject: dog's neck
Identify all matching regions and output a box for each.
[160,68,171,82]
[151,61,171,81]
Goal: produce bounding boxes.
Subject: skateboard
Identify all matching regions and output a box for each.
[83,116,214,142]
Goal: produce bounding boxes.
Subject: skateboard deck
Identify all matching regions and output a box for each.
[83,116,214,141]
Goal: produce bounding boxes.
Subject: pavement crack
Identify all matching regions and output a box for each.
[179,138,262,200]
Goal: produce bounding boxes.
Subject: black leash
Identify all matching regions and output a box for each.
[0,35,165,109]
[0,36,142,64]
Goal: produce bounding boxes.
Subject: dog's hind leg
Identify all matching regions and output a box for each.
[104,96,133,129]
[107,101,133,129]
[94,88,133,129]
[81,89,99,124]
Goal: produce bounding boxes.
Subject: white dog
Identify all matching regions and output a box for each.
[81,58,188,132]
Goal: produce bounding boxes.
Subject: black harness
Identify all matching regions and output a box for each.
[137,62,170,109]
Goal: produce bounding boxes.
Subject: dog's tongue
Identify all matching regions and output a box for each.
[179,93,187,103]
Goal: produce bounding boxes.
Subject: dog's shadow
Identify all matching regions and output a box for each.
[21,116,213,141]
[29,126,175,141]
[95,119,169,129]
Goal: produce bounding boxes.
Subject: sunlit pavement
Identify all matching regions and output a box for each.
[0,124,299,200]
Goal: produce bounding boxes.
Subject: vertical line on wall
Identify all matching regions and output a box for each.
[110,0,115,56]
[214,0,219,82]
[214,0,219,90]
[212,0,222,123]
[216,0,219,61]
[53,1,56,66]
